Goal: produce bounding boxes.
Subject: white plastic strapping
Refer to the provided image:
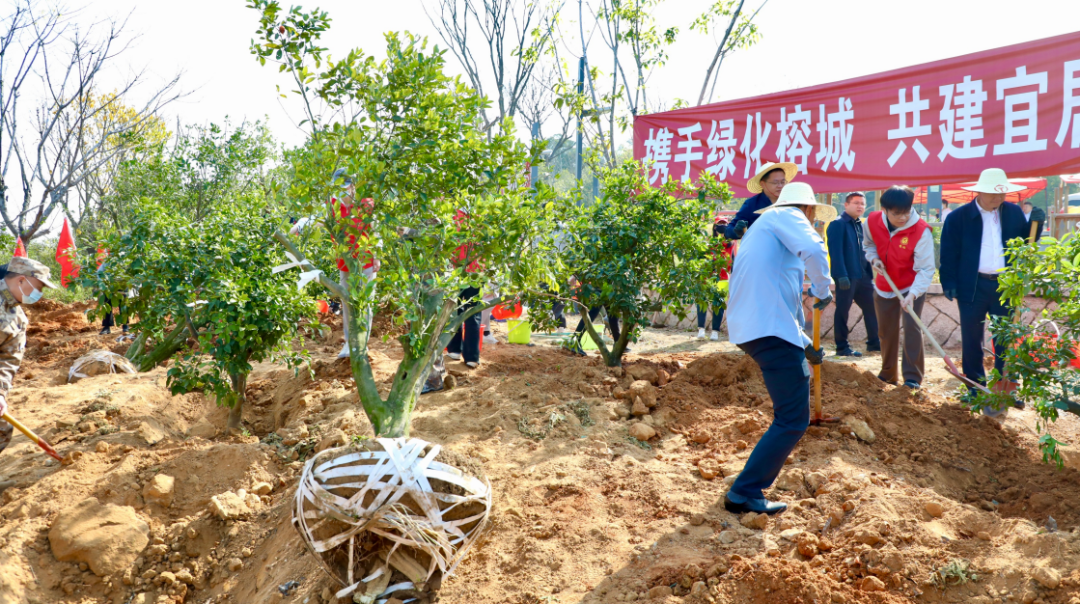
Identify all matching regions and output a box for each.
[68,350,138,383]
[293,437,491,600]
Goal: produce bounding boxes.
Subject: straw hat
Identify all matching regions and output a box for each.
[746,161,798,194]
[755,182,838,223]
[962,168,1026,194]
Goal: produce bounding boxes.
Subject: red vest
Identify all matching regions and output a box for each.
[867,211,930,292]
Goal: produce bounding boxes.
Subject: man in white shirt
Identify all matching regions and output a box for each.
[939,169,1030,411]
[724,183,834,515]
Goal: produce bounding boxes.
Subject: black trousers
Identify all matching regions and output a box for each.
[834,278,879,351]
[447,287,481,363]
[730,336,810,500]
[575,306,620,342]
[958,276,1010,389]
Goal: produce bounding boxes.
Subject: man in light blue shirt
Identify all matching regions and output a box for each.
[724,182,835,516]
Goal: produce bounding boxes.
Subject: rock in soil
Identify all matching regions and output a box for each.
[843,417,875,443]
[631,397,650,416]
[925,501,945,518]
[49,497,150,577]
[860,576,886,592]
[142,474,175,507]
[740,512,768,530]
[628,422,656,441]
[1032,566,1061,589]
[698,458,721,480]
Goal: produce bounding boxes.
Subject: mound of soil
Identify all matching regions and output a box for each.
[2,302,1080,604]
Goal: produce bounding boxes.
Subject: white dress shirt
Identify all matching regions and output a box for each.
[727,207,833,348]
[976,202,1005,274]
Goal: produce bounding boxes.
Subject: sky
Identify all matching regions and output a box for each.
[76,0,1080,149]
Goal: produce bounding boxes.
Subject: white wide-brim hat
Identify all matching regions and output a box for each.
[962,168,1027,194]
[746,162,798,194]
[755,182,838,223]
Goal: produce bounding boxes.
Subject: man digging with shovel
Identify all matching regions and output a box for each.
[724,183,834,515]
[0,258,63,466]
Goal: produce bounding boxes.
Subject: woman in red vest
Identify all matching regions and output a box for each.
[862,186,935,389]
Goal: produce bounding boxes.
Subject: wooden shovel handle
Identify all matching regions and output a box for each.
[2,412,62,461]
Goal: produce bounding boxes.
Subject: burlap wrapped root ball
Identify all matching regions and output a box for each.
[293,437,491,603]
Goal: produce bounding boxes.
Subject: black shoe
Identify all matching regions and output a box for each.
[903,381,921,390]
[836,348,863,358]
[1012,397,1025,410]
[99,327,111,335]
[877,375,898,386]
[122,325,129,334]
[724,494,787,515]
[866,343,881,353]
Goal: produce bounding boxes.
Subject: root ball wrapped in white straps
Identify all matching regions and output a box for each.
[293,437,491,603]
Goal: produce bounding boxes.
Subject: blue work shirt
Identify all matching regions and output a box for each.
[724,192,772,240]
[727,206,833,348]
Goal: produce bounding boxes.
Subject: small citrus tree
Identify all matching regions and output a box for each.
[977,233,1080,464]
[250,2,561,437]
[84,201,314,431]
[527,161,730,367]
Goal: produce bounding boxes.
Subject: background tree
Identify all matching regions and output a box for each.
[83,200,313,432]
[67,91,171,240]
[527,159,731,367]
[250,1,562,438]
[0,0,182,242]
[424,0,564,134]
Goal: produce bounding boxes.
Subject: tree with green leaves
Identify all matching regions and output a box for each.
[527,160,730,367]
[82,201,314,431]
[974,234,1080,465]
[248,1,561,438]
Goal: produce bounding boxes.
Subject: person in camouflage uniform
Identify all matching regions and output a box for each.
[0,257,56,455]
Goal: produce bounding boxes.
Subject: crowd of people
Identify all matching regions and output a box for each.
[718,162,1043,516]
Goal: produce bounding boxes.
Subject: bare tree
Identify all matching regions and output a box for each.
[0,0,182,242]
[424,0,563,133]
[693,0,766,106]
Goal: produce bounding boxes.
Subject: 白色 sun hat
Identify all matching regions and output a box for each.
[962,168,1027,194]
[755,182,838,223]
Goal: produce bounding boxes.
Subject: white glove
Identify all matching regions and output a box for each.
[0,395,7,418]
[902,292,917,310]
[872,259,886,275]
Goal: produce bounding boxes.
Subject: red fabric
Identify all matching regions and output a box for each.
[867,212,930,292]
[331,197,375,273]
[55,219,78,287]
[95,246,108,269]
[451,209,480,273]
[634,31,1080,196]
[12,238,26,258]
[913,179,1047,205]
[492,303,522,320]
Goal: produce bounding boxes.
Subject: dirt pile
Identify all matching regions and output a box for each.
[1,302,1080,604]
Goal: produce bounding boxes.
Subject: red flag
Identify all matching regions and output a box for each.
[55,218,79,288]
[12,237,26,258]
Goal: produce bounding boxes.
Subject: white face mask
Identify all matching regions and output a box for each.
[18,278,42,305]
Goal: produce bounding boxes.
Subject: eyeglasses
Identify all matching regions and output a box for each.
[764,180,787,187]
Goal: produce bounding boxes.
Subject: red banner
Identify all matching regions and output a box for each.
[634,31,1080,197]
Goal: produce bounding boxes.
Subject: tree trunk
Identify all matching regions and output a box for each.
[132,322,190,371]
[124,332,147,362]
[227,371,248,434]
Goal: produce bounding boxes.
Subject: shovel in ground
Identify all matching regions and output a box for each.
[810,304,840,426]
[876,270,993,396]
[2,412,62,461]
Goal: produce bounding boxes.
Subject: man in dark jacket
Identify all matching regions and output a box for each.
[724,162,798,240]
[826,192,880,357]
[1021,200,1046,242]
[939,169,1030,409]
